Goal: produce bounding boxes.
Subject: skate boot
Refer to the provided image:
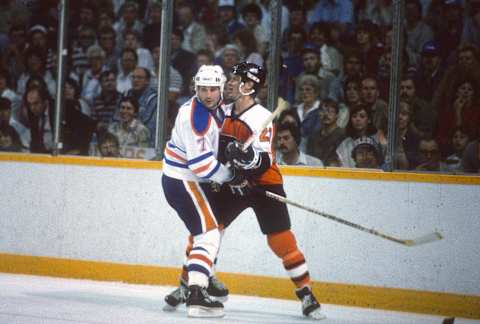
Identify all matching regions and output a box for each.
[163,278,188,311]
[186,285,224,318]
[295,286,326,320]
[207,276,229,302]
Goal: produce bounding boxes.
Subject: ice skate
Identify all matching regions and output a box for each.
[207,276,229,302]
[296,286,326,320]
[186,285,224,318]
[162,279,188,311]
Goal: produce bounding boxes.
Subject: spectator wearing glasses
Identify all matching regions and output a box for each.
[415,137,448,171]
[107,96,150,148]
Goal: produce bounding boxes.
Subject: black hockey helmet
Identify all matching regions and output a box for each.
[231,62,266,91]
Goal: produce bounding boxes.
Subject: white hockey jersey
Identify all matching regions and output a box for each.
[163,97,232,183]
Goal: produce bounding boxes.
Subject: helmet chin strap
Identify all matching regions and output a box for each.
[239,81,255,96]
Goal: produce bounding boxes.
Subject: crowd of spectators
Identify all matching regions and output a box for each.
[0,0,479,173]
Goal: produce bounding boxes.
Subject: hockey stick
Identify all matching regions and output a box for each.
[264,190,443,247]
[241,100,288,150]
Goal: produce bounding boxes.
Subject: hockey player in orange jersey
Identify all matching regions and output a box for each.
[164,62,326,320]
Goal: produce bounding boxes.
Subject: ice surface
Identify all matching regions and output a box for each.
[0,273,478,324]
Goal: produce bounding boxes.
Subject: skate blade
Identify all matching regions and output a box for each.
[162,303,179,312]
[211,295,228,303]
[307,309,327,320]
[187,305,225,318]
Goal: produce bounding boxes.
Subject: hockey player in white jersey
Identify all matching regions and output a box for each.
[162,65,241,318]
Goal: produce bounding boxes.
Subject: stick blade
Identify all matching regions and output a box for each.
[404,232,443,247]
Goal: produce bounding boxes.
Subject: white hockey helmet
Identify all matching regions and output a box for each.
[194,65,227,94]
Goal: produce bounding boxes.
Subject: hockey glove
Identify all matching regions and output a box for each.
[226,168,251,196]
[225,141,261,170]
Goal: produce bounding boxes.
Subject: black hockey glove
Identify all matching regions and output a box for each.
[226,168,252,196]
[225,141,260,170]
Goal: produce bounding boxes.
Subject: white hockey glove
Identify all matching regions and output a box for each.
[225,141,261,170]
[225,167,251,196]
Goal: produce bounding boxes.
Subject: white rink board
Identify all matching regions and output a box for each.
[0,161,479,296]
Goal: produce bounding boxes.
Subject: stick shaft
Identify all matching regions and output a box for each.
[242,101,287,149]
[264,191,440,246]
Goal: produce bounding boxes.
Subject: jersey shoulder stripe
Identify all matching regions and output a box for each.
[190,99,212,136]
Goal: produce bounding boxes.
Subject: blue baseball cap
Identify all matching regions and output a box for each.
[422,41,440,56]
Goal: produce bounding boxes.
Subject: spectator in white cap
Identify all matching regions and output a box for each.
[218,0,245,35]
[351,135,384,169]
[28,24,54,73]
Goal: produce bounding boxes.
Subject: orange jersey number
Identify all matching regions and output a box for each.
[259,127,272,142]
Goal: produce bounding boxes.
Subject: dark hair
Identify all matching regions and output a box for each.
[301,47,320,57]
[172,27,184,42]
[345,104,377,138]
[65,77,81,99]
[343,50,364,66]
[449,125,472,139]
[277,121,301,146]
[122,48,138,62]
[120,96,140,114]
[233,29,258,56]
[26,75,50,96]
[322,98,339,114]
[343,76,362,94]
[309,22,331,43]
[24,47,47,71]
[100,70,116,82]
[242,3,262,21]
[98,26,116,38]
[0,124,22,151]
[196,49,215,63]
[278,108,301,127]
